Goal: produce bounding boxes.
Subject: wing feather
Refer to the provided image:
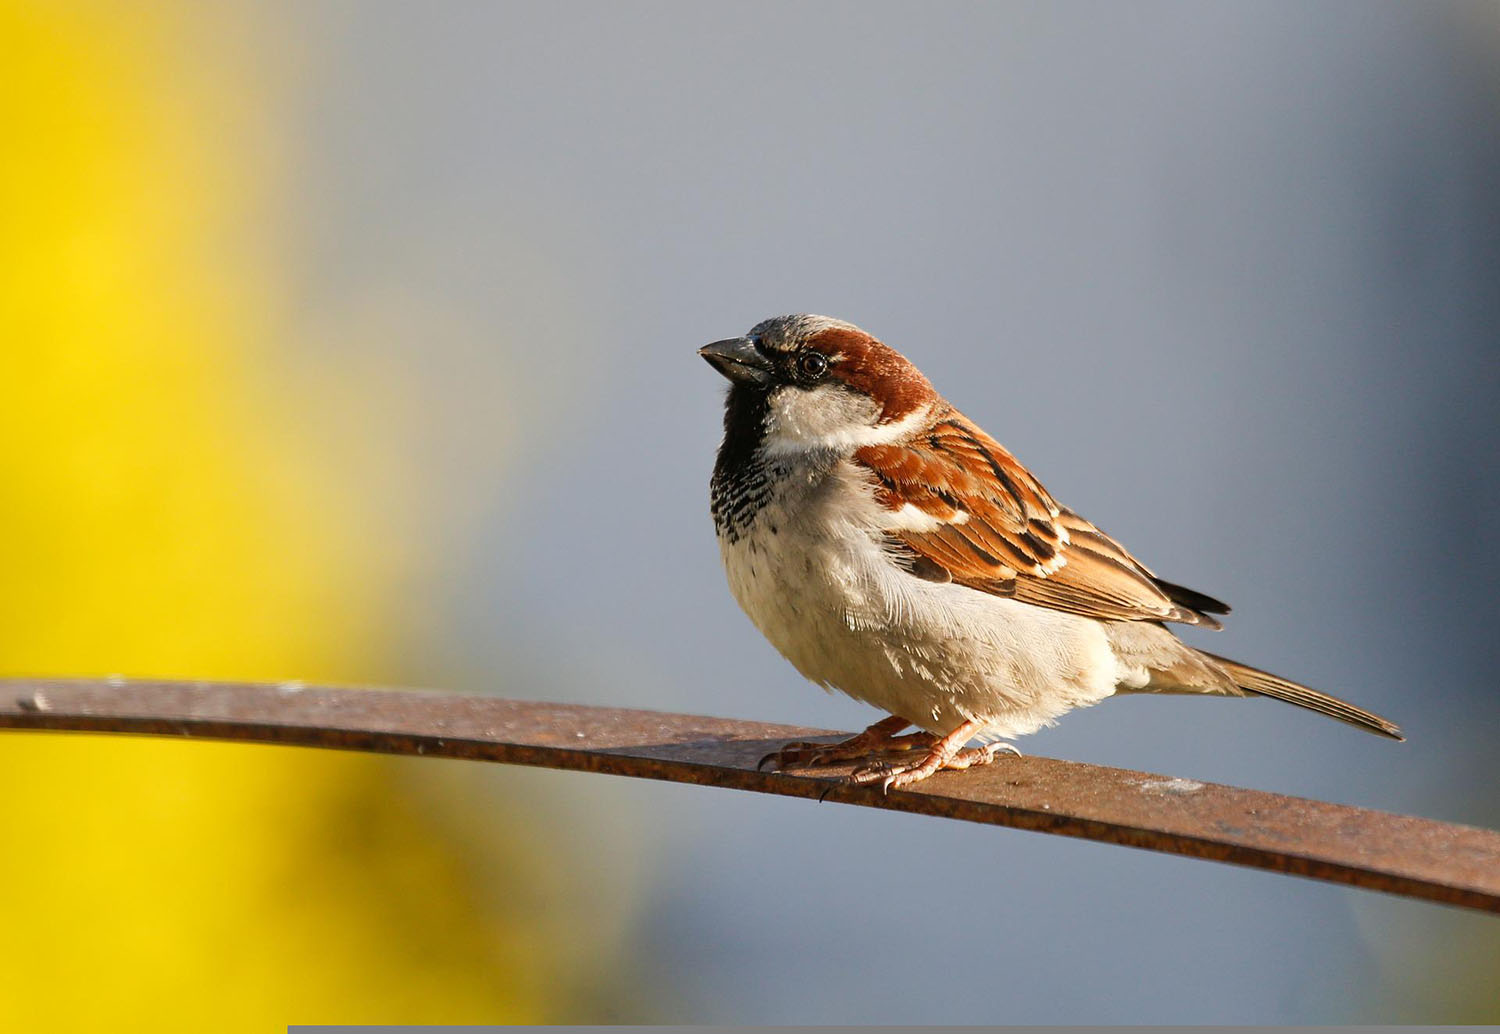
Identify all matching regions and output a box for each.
[855,410,1225,627]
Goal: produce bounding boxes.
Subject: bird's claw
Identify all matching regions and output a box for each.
[845,738,1022,793]
[757,739,842,772]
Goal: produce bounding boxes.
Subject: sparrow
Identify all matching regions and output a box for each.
[700,314,1402,791]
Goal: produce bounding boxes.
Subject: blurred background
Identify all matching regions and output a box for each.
[3,0,1498,1027]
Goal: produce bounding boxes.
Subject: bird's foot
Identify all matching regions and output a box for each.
[757,714,931,772]
[847,725,1021,793]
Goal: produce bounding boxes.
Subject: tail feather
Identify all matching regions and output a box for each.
[1153,577,1231,618]
[1201,651,1404,741]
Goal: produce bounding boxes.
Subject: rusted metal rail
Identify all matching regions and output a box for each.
[3,677,1497,913]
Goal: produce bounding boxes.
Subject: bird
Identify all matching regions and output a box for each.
[699,314,1402,792]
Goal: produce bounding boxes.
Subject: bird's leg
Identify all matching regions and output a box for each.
[847,719,1021,792]
[758,714,931,772]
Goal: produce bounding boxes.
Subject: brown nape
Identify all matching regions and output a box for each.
[811,327,936,422]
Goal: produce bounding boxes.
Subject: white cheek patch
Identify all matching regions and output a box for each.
[762,388,932,456]
[763,384,880,450]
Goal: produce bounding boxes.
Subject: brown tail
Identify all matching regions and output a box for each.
[1201,651,1404,741]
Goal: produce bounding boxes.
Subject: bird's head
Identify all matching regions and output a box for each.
[699,315,936,456]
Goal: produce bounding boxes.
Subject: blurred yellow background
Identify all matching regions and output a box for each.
[0,3,621,1028]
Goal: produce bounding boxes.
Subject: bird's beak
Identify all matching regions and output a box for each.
[698,337,773,386]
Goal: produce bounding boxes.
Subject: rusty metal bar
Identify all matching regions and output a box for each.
[2,677,1496,913]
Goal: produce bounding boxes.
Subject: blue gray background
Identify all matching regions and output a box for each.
[276,1,1499,1023]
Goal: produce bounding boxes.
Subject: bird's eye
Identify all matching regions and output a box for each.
[798,351,829,380]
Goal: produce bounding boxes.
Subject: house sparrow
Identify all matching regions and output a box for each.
[700,314,1402,791]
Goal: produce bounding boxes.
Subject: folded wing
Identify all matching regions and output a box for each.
[854,411,1229,628]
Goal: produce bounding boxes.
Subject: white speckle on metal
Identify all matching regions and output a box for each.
[277,680,305,694]
[105,674,126,688]
[1141,777,1205,795]
[16,693,51,713]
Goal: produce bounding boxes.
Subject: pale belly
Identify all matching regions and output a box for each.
[719,507,1122,740]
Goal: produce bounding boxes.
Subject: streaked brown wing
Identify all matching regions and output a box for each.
[854,412,1224,628]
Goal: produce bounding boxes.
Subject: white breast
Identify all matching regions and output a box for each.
[718,457,1123,739]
